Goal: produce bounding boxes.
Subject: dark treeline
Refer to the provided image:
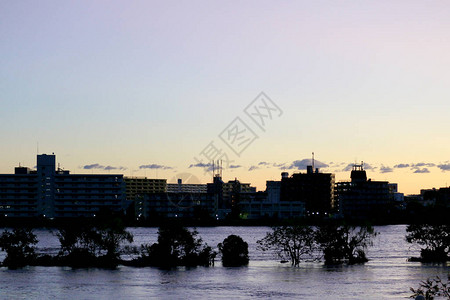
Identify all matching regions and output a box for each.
[0,219,448,270]
[0,218,252,269]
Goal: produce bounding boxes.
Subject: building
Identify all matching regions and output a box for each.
[0,154,126,218]
[411,187,450,208]
[167,179,207,193]
[124,177,166,201]
[238,178,305,219]
[141,192,214,220]
[134,178,211,220]
[280,166,335,217]
[206,176,257,219]
[335,164,392,220]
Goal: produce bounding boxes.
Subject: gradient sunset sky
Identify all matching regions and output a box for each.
[1,1,449,194]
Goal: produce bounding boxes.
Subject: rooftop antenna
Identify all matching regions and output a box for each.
[312,152,315,171]
[220,159,223,178]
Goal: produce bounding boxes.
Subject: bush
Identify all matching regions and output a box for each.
[218,235,249,267]
[0,228,38,268]
[406,224,450,262]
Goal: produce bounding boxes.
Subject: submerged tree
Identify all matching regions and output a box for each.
[137,223,215,268]
[410,276,450,299]
[257,225,315,266]
[218,235,249,267]
[56,218,133,267]
[97,218,133,261]
[406,224,450,262]
[56,225,101,257]
[315,224,377,264]
[0,228,38,268]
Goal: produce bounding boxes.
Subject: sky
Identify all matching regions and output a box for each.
[1,1,450,194]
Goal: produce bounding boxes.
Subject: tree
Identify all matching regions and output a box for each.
[0,228,38,268]
[257,225,315,266]
[56,225,101,258]
[56,218,134,267]
[406,224,450,262]
[410,276,450,299]
[98,218,133,261]
[218,235,249,267]
[315,224,377,264]
[138,223,215,268]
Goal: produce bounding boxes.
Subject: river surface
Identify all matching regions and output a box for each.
[0,225,449,299]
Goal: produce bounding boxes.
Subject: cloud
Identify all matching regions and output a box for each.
[256,161,287,168]
[140,164,173,170]
[188,162,213,172]
[83,163,103,170]
[379,165,393,173]
[228,164,242,169]
[273,162,287,168]
[363,163,375,170]
[414,168,430,173]
[104,165,127,171]
[394,163,410,168]
[248,166,259,171]
[437,163,450,171]
[285,159,329,170]
[189,162,210,168]
[341,162,375,172]
[412,162,435,168]
[342,164,353,172]
[82,164,127,171]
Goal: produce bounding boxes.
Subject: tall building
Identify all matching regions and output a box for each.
[335,164,392,220]
[280,166,335,217]
[0,154,126,218]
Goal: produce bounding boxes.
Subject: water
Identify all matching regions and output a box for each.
[0,225,449,299]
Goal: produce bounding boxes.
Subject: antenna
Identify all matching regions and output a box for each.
[312,152,315,171]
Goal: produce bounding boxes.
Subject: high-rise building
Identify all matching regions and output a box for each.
[280,166,335,217]
[0,154,126,218]
[335,164,392,220]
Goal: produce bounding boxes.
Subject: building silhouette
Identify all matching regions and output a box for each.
[280,166,335,217]
[0,154,125,218]
[335,164,392,220]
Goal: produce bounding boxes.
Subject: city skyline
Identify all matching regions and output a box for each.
[1,1,450,195]
[2,150,449,196]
